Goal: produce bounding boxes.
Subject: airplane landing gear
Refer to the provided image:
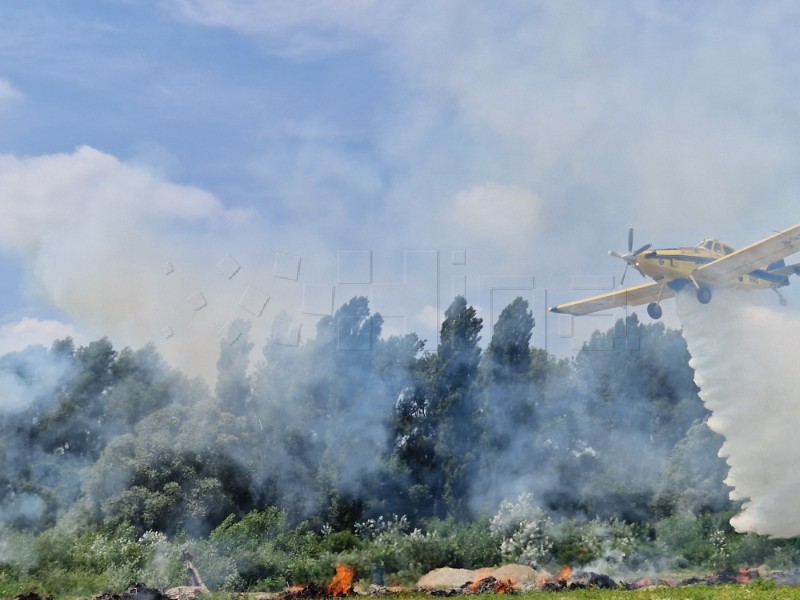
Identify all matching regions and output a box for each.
[774,288,789,307]
[696,285,712,304]
[647,302,663,320]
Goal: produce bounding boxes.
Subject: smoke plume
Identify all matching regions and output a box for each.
[677,288,800,537]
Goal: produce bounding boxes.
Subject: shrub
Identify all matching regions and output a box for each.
[204,508,321,591]
[490,493,554,566]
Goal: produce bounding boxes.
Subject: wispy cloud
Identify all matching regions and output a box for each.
[0,78,22,103]
[167,0,394,57]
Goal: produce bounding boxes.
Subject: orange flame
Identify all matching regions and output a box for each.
[493,579,515,594]
[558,566,572,581]
[469,569,494,593]
[326,563,355,597]
[737,568,751,583]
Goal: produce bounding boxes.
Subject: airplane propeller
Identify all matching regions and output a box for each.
[609,227,652,286]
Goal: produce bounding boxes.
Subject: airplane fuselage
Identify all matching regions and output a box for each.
[634,239,790,291]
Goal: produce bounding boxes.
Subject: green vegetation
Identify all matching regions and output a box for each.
[1,296,799,597]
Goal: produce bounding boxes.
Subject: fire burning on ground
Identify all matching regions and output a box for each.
[279,565,356,600]
[412,564,780,595]
[326,564,356,597]
[14,563,800,600]
[465,571,516,595]
[274,562,773,598]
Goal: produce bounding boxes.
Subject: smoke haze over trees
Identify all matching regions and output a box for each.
[7,293,792,593]
[0,295,728,533]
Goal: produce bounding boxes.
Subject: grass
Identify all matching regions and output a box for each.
[1,575,797,600]
[1,585,798,600]
[512,587,794,599]
[352,588,800,600]
[207,586,800,600]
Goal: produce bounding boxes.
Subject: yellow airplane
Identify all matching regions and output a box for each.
[549,223,800,320]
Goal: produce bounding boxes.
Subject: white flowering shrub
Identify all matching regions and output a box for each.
[138,530,184,589]
[489,493,554,566]
[569,518,638,572]
[354,514,410,541]
[89,531,148,589]
[341,515,501,585]
[488,495,649,571]
[709,529,731,569]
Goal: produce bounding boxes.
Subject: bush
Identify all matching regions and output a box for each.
[203,508,321,591]
[331,515,501,586]
[0,524,185,595]
[490,493,553,566]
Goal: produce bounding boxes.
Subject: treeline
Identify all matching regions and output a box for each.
[2,294,788,593]
[0,296,725,534]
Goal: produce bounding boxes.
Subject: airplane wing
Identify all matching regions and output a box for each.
[695,222,800,282]
[549,281,675,316]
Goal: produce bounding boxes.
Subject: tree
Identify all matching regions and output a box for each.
[385,351,442,522]
[566,314,708,521]
[83,396,256,536]
[312,297,387,528]
[484,297,534,382]
[430,296,483,520]
[475,298,537,510]
[216,320,254,414]
[438,296,482,393]
[32,337,117,460]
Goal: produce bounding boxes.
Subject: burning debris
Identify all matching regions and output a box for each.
[416,564,619,595]
[459,567,518,595]
[463,576,516,595]
[536,566,617,591]
[279,564,357,600]
[679,567,760,586]
[412,564,774,595]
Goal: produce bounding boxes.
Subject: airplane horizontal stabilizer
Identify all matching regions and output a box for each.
[769,262,800,278]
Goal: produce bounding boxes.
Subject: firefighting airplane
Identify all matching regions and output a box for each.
[549,222,800,320]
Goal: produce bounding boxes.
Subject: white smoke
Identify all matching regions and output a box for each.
[676,287,800,537]
[0,146,276,381]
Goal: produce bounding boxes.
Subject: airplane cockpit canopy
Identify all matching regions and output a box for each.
[698,239,735,255]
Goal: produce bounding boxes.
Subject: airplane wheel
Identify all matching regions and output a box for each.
[647,302,663,320]
[696,285,712,304]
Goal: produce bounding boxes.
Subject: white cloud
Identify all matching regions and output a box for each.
[171,0,377,30]
[452,182,544,240]
[0,146,258,380]
[0,146,241,254]
[167,0,396,56]
[0,78,22,103]
[0,317,83,356]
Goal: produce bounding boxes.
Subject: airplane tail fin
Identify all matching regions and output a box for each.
[768,260,800,278]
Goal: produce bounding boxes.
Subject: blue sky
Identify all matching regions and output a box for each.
[1,1,800,378]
